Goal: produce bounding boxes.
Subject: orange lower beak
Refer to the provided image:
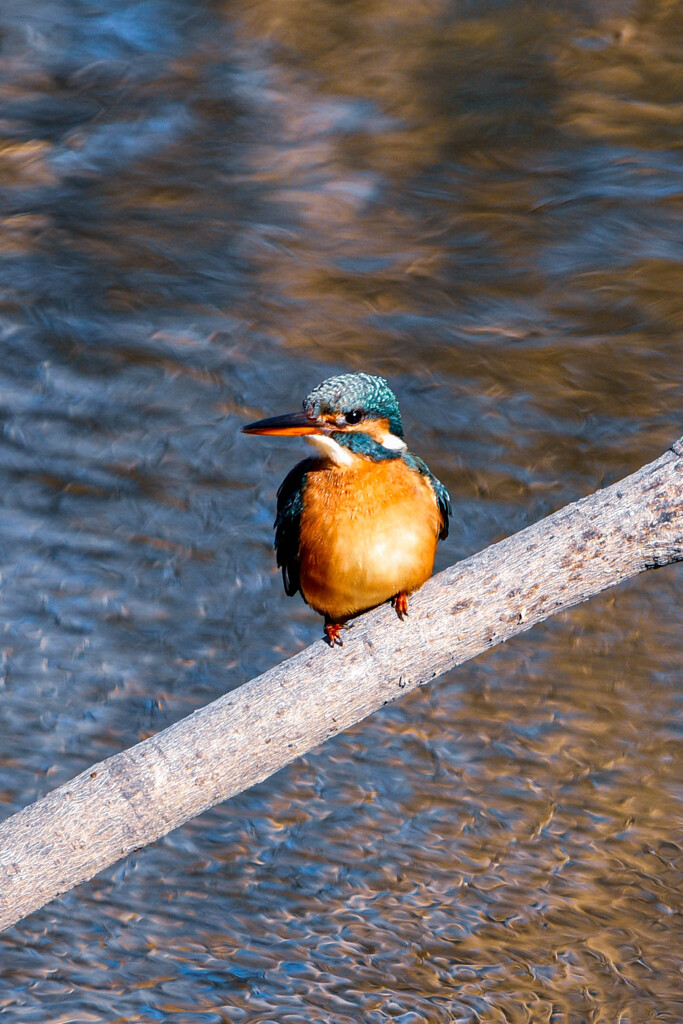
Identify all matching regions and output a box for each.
[241,411,328,436]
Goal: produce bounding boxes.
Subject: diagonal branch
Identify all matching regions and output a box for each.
[1,439,681,933]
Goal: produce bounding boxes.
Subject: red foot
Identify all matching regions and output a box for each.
[324,621,345,647]
[392,592,409,620]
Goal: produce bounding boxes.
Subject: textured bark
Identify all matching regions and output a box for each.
[1,440,681,933]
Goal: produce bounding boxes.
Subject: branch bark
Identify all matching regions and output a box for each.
[1,440,681,933]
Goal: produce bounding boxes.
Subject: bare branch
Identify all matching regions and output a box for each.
[1,440,681,933]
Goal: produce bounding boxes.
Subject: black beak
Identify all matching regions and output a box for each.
[241,410,328,437]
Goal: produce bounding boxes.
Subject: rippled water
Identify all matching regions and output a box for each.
[0,0,681,1020]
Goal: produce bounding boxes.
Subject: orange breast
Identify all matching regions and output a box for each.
[297,457,442,621]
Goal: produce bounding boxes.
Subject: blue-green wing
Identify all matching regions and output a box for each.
[401,452,452,540]
[274,458,315,597]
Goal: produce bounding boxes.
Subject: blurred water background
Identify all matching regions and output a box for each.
[0,0,681,1020]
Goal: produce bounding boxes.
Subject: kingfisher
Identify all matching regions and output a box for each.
[242,373,451,646]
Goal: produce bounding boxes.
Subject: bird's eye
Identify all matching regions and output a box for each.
[345,409,363,424]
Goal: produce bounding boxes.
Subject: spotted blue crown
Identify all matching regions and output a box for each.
[303,373,404,439]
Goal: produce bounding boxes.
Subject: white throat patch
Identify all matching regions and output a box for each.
[305,433,355,466]
[305,430,406,465]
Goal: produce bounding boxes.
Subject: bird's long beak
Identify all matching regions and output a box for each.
[241,410,329,436]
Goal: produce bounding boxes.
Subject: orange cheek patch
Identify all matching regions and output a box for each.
[344,417,391,442]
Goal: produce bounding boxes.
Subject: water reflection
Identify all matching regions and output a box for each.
[0,0,681,1020]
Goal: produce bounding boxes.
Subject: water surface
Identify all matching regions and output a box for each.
[0,0,681,1020]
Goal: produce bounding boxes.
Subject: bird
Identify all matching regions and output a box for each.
[242,373,451,646]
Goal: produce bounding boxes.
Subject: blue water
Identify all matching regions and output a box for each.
[0,0,681,1019]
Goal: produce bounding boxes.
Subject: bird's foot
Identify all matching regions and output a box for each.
[324,621,345,647]
[392,591,409,620]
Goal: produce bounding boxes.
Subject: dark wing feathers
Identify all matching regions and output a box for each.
[274,458,315,597]
[400,452,452,540]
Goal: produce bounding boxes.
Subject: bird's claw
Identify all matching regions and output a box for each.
[392,592,409,620]
[324,622,345,647]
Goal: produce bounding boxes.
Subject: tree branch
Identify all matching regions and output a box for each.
[1,440,681,933]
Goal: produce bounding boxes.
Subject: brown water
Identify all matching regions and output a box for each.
[0,0,681,1020]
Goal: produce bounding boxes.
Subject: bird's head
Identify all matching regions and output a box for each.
[242,373,406,461]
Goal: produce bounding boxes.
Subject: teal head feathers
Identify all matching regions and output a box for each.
[303,373,404,442]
